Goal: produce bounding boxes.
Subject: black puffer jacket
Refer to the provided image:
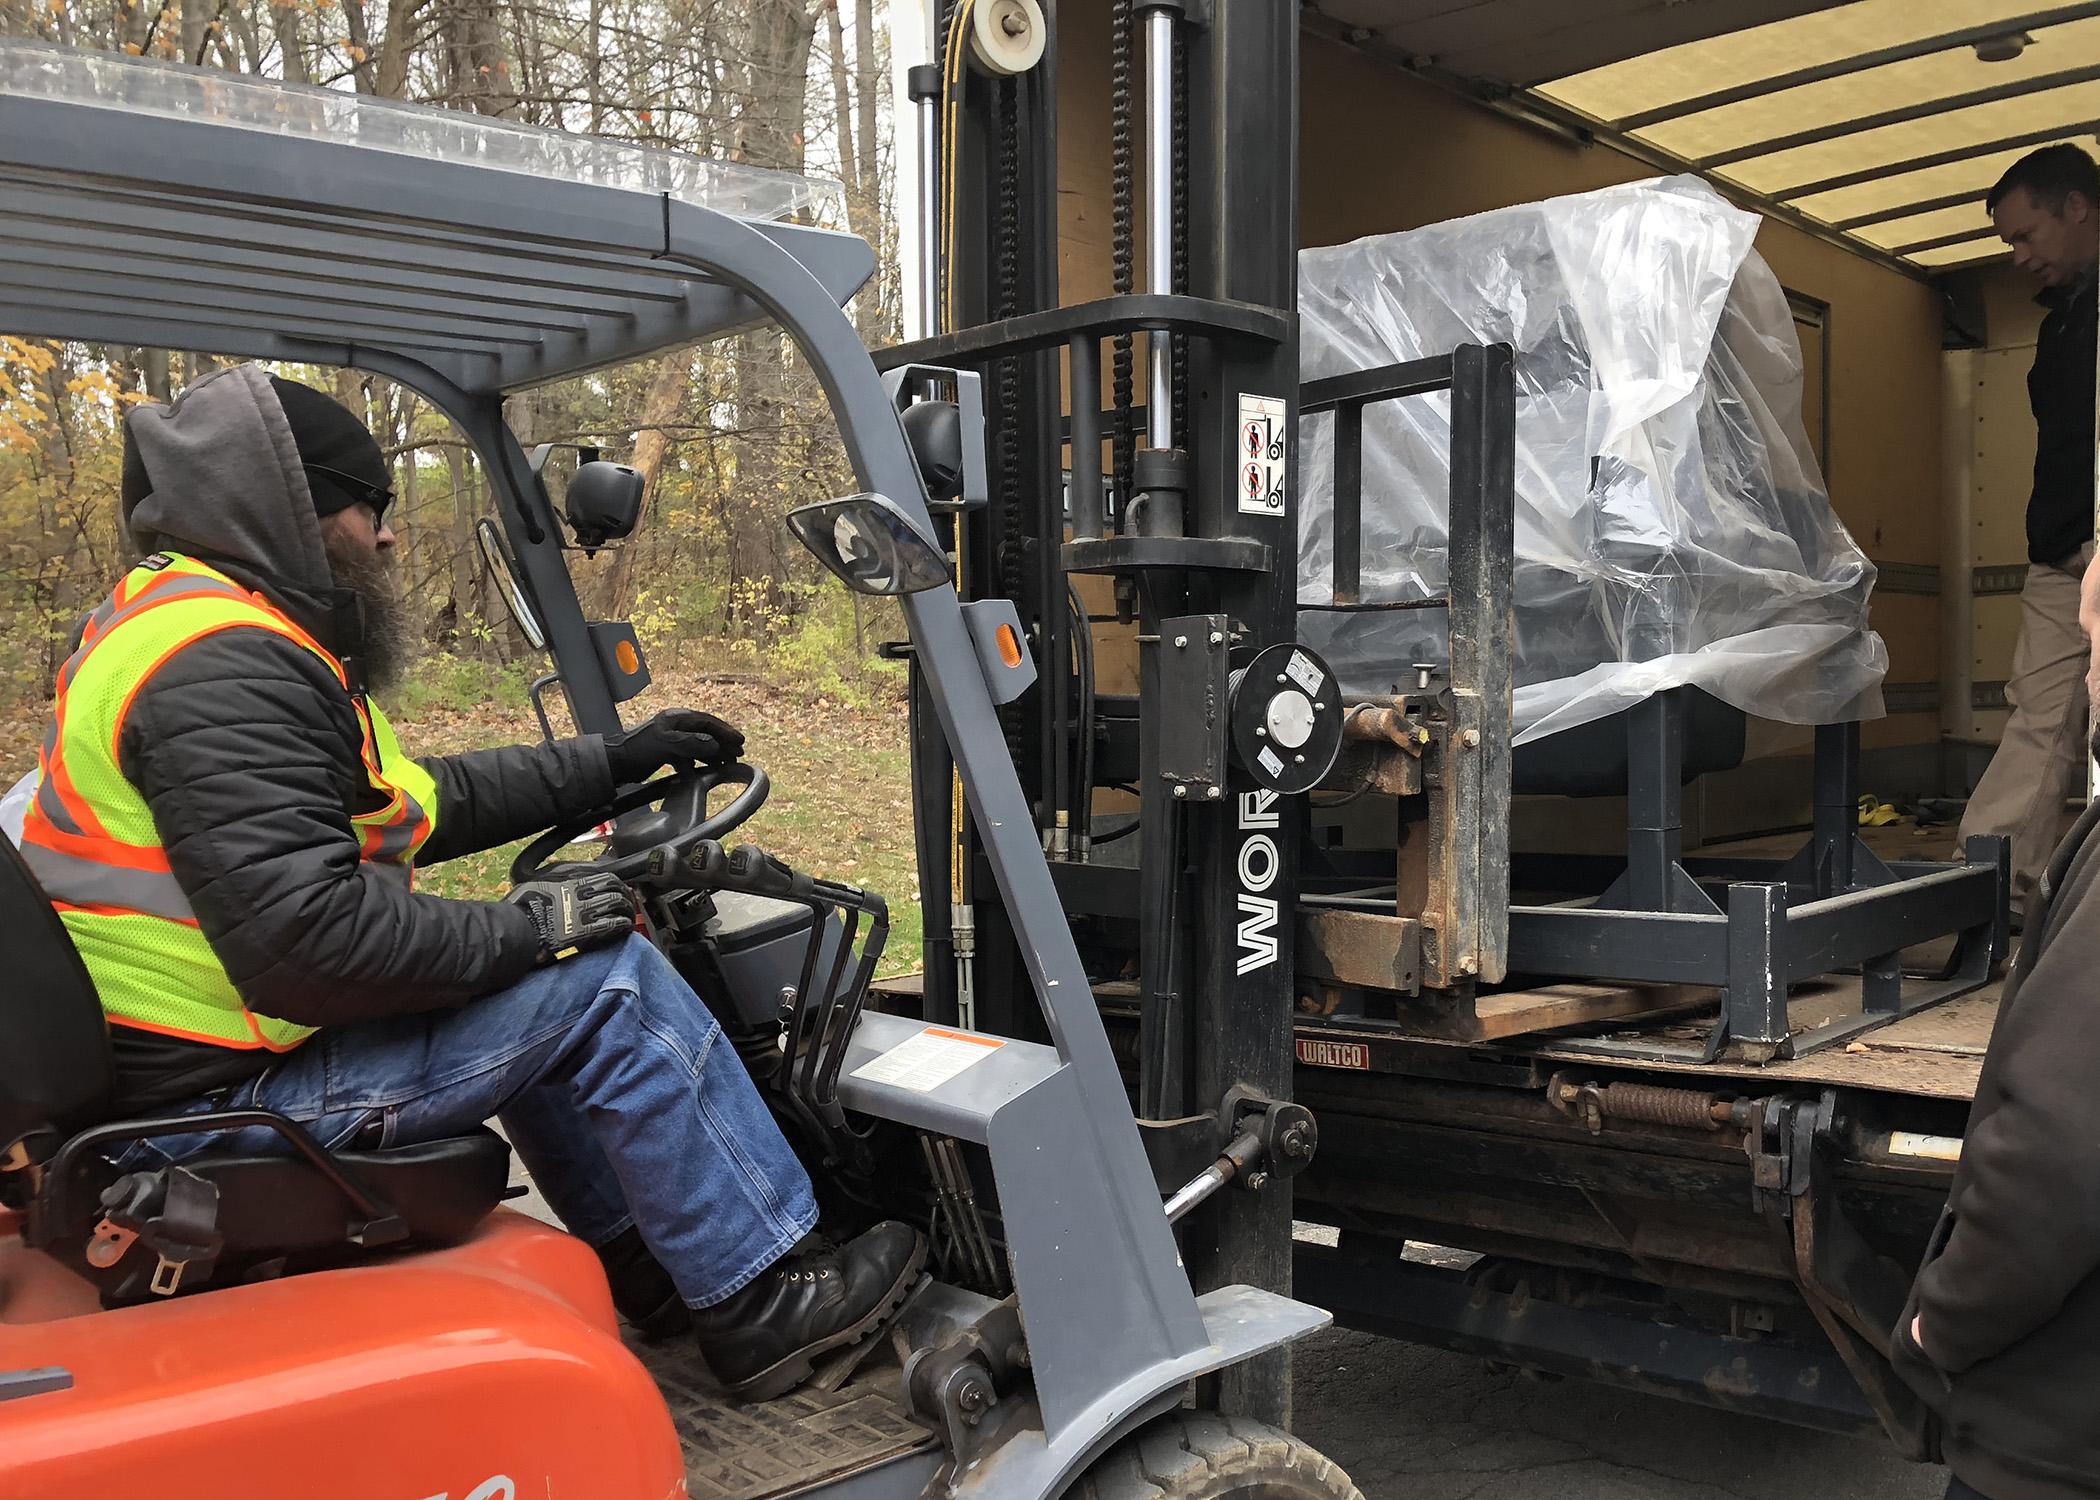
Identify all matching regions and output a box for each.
[1892,799,2100,1500]
[2024,271,2098,568]
[104,366,616,1111]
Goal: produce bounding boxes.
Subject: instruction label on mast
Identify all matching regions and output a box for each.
[1237,394,1287,515]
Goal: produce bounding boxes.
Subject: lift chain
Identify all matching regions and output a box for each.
[1109,0,1137,510]
[1169,0,1190,445]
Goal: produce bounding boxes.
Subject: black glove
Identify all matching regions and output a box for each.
[506,870,636,962]
[603,708,745,782]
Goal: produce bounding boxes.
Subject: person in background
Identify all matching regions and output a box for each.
[1957,144,2100,920]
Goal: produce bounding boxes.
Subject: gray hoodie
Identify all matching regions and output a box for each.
[121,363,364,668]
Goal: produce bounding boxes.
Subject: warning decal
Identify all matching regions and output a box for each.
[851,1026,1005,1093]
[1237,394,1287,516]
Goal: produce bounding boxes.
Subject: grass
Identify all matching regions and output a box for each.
[388,661,924,976]
[1,653,924,977]
[410,739,923,976]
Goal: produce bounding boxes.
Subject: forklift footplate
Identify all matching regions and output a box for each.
[628,1336,937,1500]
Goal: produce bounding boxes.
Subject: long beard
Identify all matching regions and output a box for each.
[325,542,412,694]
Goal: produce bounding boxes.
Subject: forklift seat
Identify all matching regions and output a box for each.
[1510,686,1745,799]
[0,831,509,1304]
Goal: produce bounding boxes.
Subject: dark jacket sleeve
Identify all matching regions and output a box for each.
[413,735,615,865]
[1911,844,2100,1373]
[118,626,543,1028]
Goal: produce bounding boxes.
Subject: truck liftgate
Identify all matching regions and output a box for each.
[896,0,2009,1455]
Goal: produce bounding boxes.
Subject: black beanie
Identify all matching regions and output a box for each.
[268,375,391,519]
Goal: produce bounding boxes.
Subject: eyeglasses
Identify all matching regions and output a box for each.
[303,462,395,519]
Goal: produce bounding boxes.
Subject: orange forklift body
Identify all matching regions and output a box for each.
[0,1207,688,1500]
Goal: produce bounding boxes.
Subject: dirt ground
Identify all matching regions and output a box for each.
[1289,1322,1945,1500]
[515,1151,1952,1500]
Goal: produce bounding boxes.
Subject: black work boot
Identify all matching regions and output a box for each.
[692,1221,926,1401]
[596,1225,692,1342]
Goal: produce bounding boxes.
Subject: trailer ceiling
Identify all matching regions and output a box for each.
[1308,0,2100,273]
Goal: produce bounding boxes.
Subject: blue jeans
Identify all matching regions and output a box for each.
[117,935,819,1308]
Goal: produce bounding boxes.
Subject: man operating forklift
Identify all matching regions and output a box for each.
[16,362,923,1401]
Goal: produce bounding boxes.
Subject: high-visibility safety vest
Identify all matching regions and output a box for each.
[19,553,438,1051]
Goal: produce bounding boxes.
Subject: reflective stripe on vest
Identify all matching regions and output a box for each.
[20,555,440,1050]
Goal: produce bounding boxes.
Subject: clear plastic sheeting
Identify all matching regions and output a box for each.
[1296,175,1886,746]
[0,39,839,225]
[0,770,32,848]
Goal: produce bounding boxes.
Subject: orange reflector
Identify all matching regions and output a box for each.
[615,640,640,674]
[996,623,1023,668]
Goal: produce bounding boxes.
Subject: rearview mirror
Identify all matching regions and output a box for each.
[475,517,547,650]
[565,460,644,551]
[786,493,953,596]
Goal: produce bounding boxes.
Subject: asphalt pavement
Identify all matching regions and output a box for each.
[1289,1323,1946,1500]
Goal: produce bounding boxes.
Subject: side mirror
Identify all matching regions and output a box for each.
[475,517,548,650]
[565,460,644,551]
[786,494,953,596]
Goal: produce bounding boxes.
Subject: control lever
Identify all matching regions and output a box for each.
[656,838,808,899]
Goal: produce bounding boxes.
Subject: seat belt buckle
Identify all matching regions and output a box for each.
[89,1164,224,1296]
[149,1251,190,1297]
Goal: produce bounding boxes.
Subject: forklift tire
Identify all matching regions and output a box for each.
[1065,1411,1363,1500]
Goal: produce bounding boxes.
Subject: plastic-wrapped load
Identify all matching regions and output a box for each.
[1295,175,1886,746]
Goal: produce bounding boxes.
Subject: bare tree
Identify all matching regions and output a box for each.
[2,0,902,694]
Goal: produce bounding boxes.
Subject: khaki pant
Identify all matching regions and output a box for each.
[1959,550,2092,904]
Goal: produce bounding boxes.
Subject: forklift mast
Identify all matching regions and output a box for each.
[883,0,1313,1421]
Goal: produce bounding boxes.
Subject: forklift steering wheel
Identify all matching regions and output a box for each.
[508,761,770,885]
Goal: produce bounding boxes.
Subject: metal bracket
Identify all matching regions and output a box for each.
[1744,1093,1825,1217]
[528,673,565,744]
[1159,1088,1318,1221]
[0,1367,72,1404]
[879,363,989,514]
[1757,1088,1941,1461]
[903,1297,1027,1467]
[1158,613,1231,800]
